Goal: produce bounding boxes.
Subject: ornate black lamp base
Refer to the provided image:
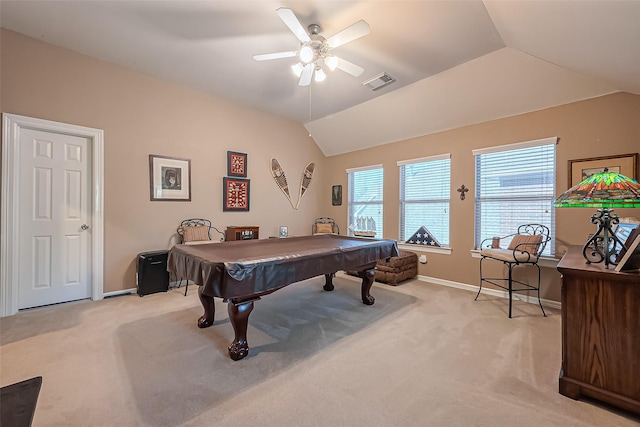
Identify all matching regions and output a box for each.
[582,208,626,268]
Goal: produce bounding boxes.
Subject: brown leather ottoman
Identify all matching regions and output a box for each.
[347,250,418,285]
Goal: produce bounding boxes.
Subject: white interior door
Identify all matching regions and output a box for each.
[18,128,92,308]
[1,113,104,317]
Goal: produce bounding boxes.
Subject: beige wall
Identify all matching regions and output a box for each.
[322,92,640,302]
[2,29,639,302]
[1,29,327,293]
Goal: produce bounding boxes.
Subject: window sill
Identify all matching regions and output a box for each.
[470,249,560,268]
[398,243,452,255]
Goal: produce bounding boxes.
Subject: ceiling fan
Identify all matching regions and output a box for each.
[253,8,370,86]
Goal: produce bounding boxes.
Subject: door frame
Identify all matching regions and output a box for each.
[1,113,104,317]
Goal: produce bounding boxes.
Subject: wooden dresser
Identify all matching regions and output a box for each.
[557,246,640,415]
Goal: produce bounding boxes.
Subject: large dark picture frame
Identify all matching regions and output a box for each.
[223,177,250,211]
[149,154,191,201]
[568,153,638,188]
[227,151,248,177]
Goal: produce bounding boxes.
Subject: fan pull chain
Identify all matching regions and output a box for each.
[308,84,312,137]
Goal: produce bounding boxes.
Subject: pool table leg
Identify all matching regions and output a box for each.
[197,285,215,328]
[361,268,375,305]
[227,299,254,361]
[323,273,335,291]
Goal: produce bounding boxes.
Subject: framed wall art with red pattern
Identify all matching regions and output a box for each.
[227,151,247,177]
[223,177,250,211]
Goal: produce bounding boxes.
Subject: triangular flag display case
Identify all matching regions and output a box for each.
[405,226,441,246]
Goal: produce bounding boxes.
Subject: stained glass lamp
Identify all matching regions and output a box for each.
[553,169,640,268]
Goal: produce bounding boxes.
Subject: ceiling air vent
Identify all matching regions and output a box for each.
[361,72,396,91]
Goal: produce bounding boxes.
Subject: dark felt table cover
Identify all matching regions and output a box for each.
[0,376,42,427]
[167,234,398,299]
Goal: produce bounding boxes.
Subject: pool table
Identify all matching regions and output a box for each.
[167,234,399,360]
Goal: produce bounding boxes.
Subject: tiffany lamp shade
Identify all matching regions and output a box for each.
[553,169,640,267]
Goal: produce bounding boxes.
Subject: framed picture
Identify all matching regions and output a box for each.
[614,234,640,272]
[279,226,288,238]
[223,177,250,211]
[227,151,247,177]
[149,154,191,201]
[568,153,638,188]
[332,185,342,206]
[615,223,640,263]
[614,222,638,247]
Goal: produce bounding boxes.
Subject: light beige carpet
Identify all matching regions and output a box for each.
[1,275,638,427]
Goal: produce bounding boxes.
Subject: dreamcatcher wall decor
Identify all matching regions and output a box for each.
[270,159,315,209]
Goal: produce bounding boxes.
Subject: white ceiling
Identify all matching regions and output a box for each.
[2,1,639,156]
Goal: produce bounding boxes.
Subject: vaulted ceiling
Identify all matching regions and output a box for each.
[2,1,639,156]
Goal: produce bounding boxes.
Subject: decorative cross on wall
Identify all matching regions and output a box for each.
[457,184,469,201]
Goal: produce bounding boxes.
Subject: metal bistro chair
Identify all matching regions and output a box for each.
[475,224,550,318]
[312,217,340,235]
[175,218,225,296]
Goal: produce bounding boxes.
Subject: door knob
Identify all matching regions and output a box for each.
[81,224,89,230]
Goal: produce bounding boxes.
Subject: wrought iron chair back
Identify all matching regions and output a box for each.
[312,217,340,234]
[177,218,225,244]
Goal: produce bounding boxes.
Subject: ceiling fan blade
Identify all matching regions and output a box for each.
[335,57,365,77]
[276,8,311,43]
[298,63,314,86]
[325,20,370,48]
[253,51,298,61]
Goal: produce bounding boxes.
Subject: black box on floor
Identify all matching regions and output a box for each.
[136,250,169,296]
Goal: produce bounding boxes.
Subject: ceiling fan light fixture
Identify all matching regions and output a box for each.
[299,45,314,63]
[257,8,370,86]
[291,62,304,77]
[325,55,338,71]
[314,66,326,82]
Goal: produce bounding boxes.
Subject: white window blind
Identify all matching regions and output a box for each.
[399,154,451,245]
[473,138,556,255]
[347,165,383,238]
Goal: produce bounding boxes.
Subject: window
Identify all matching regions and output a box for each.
[473,137,557,255]
[347,165,383,237]
[399,154,451,246]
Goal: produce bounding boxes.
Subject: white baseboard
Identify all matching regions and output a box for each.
[103,288,135,298]
[335,271,561,310]
[416,274,561,310]
[102,281,184,299]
